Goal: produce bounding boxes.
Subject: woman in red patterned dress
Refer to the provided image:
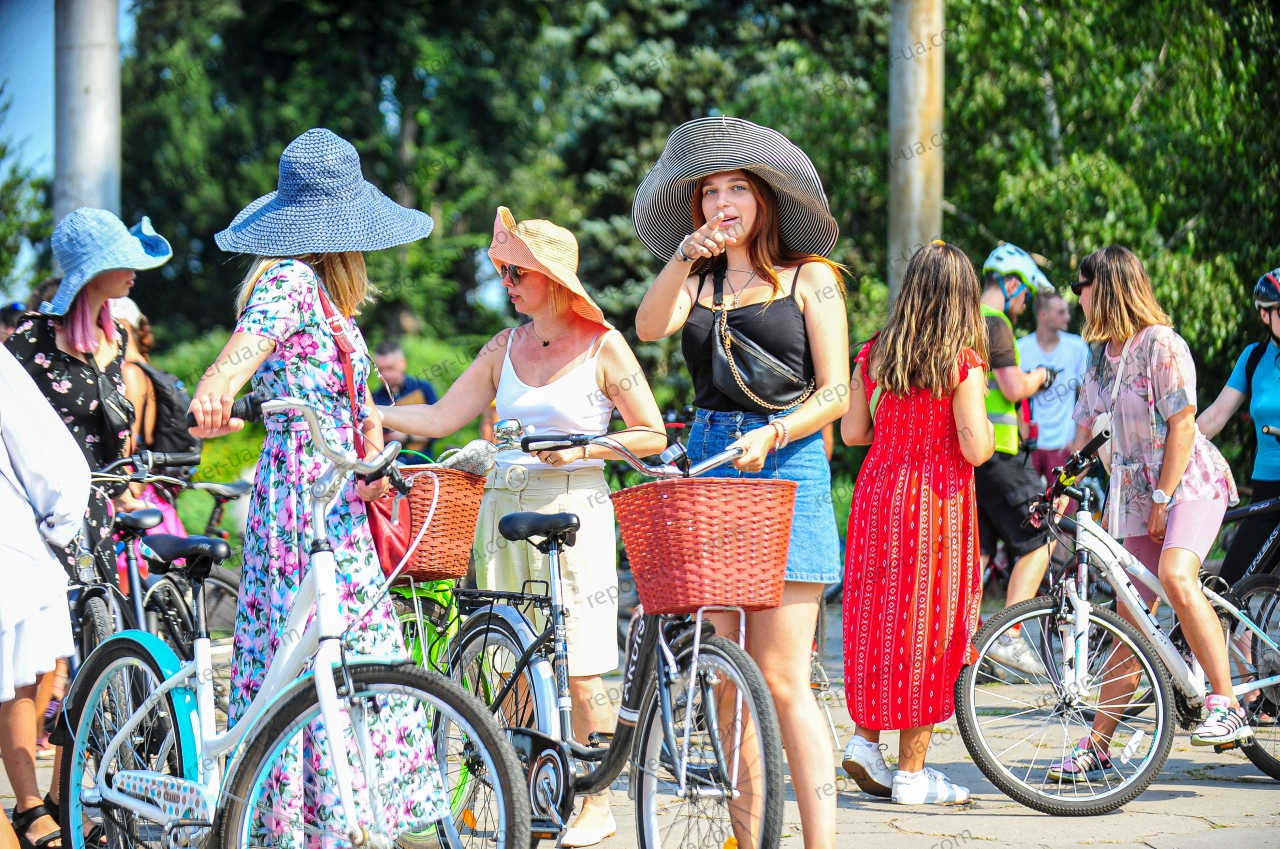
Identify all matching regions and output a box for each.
[839,242,994,805]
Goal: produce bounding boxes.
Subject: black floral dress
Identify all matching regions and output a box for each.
[5,316,132,573]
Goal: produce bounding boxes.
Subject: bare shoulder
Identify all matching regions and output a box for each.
[598,327,641,366]
[792,262,842,306]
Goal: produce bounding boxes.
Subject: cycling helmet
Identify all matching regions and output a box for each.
[1254,268,1280,310]
[983,243,1057,298]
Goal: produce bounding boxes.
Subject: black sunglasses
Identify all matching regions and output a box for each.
[499,264,524,283]
[1070,281,1092,296]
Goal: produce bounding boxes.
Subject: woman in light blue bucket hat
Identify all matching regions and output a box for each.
[187,128,448,845]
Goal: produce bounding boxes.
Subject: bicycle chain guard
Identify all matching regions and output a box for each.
[508,728,574,840]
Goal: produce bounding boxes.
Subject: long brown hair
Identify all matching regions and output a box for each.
[870,242,988,397]
[1078,245,1170,344]
[689,171,845,297]
[236,252,373,318]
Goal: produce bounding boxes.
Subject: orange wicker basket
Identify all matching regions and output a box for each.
[611,478,797,614]
[394,466,487,583]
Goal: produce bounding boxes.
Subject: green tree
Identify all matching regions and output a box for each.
[0,86,52,296]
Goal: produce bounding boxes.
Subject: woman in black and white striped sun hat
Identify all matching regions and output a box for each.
[633,117,848,845]
[631,116,838,261]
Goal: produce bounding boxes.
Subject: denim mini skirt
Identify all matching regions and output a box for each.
[686,408,841,585]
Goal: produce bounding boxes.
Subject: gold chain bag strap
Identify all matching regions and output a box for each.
[707,263,815,414]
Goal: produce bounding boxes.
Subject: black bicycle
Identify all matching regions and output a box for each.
[448,430,784,849]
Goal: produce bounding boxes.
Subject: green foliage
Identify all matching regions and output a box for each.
[122,0,1278,485]
[0,86,52,295]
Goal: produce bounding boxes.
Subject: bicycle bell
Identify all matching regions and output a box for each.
[660,441,692,474]
[493,418,525,452]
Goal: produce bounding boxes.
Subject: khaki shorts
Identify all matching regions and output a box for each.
[473,466,619,677]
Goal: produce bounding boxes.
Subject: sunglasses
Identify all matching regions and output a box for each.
[499,264,524,283]
[1070,281,1092,296]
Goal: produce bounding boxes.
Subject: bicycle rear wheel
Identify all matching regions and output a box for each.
[217,662,529,849]
[634,635,783,849]
[1234,574,1280,780]
[956,597,1175,815]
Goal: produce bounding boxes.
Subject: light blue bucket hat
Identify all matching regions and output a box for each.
[214,128,434,255]
[43,208,173,316]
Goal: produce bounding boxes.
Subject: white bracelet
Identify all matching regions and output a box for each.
[676,242,694,263]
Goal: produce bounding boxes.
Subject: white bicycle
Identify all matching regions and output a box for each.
[957,429,1280,815]
[59,396,529,849]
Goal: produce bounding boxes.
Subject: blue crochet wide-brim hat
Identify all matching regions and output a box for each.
[215,128,434,256]
[43,208,173,317]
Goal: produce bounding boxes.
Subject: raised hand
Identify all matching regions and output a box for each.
[676,211,737,262]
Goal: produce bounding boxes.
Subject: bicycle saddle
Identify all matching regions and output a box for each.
[115,509,164,533]
[191,480,252,499]
[142,534,231,580]
[498,511,580,544]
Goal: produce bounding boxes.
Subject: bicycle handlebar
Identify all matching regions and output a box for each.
[184,394,262,430]
[1023,429,1111,530]
[520,432,742,479]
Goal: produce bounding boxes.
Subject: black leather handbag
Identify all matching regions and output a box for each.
[707,264,815,414]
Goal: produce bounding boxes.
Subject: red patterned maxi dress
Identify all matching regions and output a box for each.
[843,343,984,730]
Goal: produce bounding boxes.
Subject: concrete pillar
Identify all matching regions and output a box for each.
[887,0,945,301]
[54,0,120,223]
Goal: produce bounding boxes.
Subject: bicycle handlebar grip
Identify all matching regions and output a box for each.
[152,451,202,467]
[185,393,263,429]
[519,434,588,452]
[1079,428,1111,461]
[1265,425,1279,436]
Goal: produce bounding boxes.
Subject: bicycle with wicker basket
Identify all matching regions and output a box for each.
[445,429,788,849]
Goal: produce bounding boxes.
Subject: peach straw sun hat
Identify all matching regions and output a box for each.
[488,206,612,329]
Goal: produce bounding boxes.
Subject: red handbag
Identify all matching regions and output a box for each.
[316,287,413,578]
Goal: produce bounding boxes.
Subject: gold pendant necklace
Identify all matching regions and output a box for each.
[531,321,572,347]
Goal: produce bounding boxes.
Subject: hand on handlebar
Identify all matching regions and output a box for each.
[727,425,777,473]
[188,392,245,438]
[534,446,587,468]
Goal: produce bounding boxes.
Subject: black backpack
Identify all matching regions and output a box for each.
[136,361,202,458]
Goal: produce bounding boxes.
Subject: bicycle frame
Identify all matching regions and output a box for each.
[1067,508,1280,703]
[82,397,405,844]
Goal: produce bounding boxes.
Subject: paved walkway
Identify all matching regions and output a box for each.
[7,601,1280,847]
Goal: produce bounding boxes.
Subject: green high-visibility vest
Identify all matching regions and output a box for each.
[981,304,1020,455]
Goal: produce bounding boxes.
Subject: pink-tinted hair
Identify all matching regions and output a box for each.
[63,290,119,354]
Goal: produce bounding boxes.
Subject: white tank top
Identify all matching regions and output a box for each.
[495,328,615,470]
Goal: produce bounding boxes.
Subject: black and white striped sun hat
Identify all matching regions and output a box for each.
[632,117,838,261]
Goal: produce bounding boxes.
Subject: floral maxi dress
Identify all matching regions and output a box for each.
[229,260,445,846]
[843,344,984,730]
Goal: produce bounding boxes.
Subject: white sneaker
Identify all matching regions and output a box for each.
[987,631,1048,678]
[891,767,971,805]
[841,735,893,798]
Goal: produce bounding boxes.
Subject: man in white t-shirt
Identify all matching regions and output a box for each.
[1017,292,1089,481]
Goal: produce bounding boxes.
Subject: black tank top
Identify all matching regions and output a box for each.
[680,263,814,412]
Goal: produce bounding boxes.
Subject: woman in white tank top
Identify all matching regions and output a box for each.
[381,208,664,847]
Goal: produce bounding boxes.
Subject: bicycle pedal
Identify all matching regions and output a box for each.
[1214,741,1240,753]
[587,731,613,748]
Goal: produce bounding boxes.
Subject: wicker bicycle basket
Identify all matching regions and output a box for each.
[394,466,487,583]
[611,478,797,614]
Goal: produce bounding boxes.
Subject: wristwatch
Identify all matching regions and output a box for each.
[1152,488,1172,505]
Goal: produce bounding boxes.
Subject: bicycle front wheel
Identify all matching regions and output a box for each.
[956,597,1175,816]
[79,595,114,661]
[217,662,529,849]
[1234,574,1280,780]
[634,635,783,849]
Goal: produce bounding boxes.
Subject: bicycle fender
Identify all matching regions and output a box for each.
[73,585,110,621]
[63,630,200,782]
[457,604,560,740]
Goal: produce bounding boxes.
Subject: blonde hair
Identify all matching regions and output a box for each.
[236,252,372,318]
[1078,245,1170,344]
[690,171,846,300]
[870,243,989,397]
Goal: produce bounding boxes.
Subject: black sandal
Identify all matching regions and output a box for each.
[11,804,62,849]
[42,793,59,826]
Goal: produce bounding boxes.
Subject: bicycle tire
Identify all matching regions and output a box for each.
[216,662,530,849]
[1233,573,1280,781]
[79,596,114,661]
[634,635,784,849]
[59,637,194,849]
[449,610,551,735]
[956,597,1175,816]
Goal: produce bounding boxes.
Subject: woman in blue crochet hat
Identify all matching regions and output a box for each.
[187,128,445,845]
[3,206,170,849]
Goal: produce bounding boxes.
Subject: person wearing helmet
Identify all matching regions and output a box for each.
[976,244,1059,676]
[1198,268,1280,587]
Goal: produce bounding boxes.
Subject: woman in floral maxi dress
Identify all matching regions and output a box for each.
[839,242,995,805]
[189,129,444,846]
